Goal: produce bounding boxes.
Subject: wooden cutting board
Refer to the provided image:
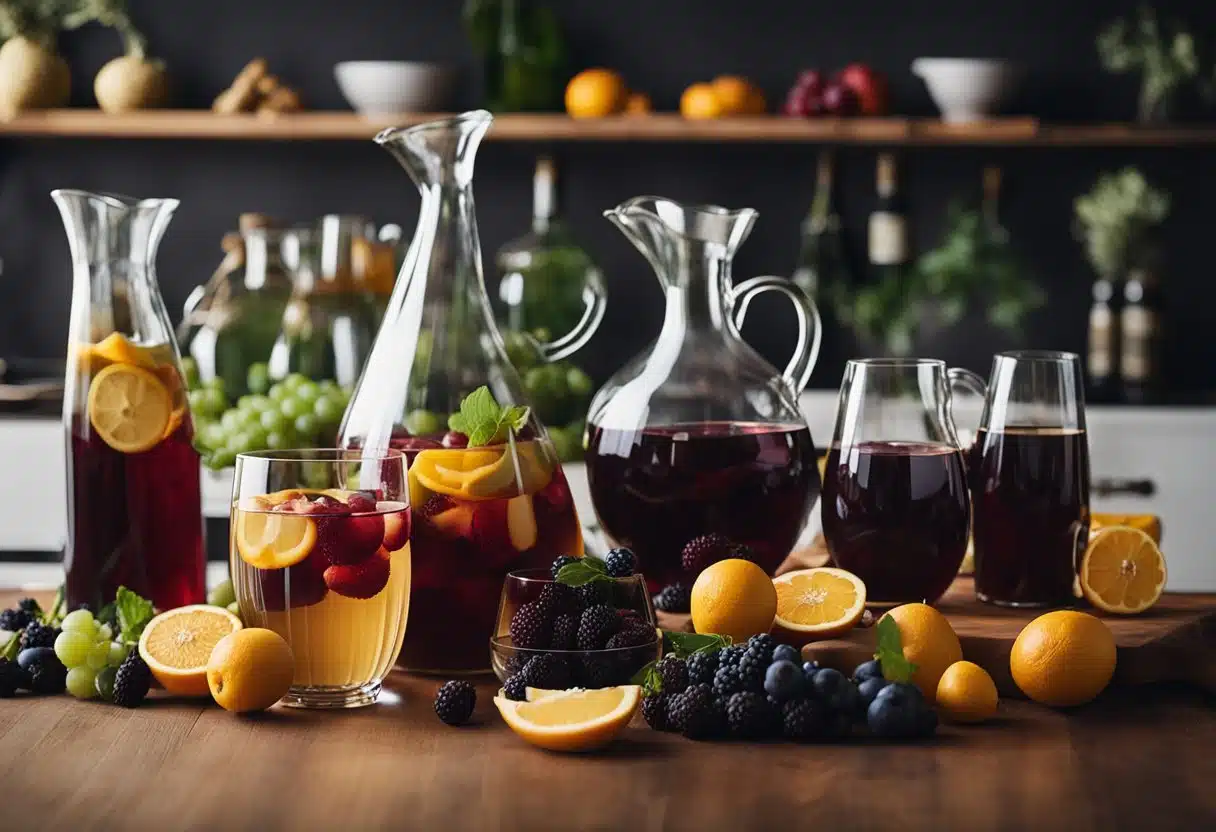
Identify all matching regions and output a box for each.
[659,544,1216,697]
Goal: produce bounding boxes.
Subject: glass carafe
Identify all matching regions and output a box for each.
[586,197,823,591]
[55,189,205,612]
[339,111,596,674]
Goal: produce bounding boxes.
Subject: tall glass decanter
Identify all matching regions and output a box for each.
[339,112,599,673]
[56,190,205,612]
[586,197,823,591]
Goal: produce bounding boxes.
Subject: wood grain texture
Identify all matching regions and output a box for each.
[1,110,1215,145]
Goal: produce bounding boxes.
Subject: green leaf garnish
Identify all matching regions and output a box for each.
[0,630,19,662]
[874,615,918,684]
[115,586,155,646]
[447,385,531,448]
[630,632,733,690]
[554,555,609,587]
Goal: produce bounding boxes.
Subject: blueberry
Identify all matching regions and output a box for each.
[801,661,821,687]
[763,660,803,702]
[852,659,884,683]
[810,667,859,713]
[866,682,929,740]
[771,644,801,666]
[17,646,55,671]
[857,676,891,712]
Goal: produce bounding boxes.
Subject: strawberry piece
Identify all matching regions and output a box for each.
[315,511,385,566]
[324,547,391,599]
[381,503,411,551]
[258,553,329,611]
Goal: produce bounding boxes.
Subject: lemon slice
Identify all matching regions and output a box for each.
[90,332,158,368]
[234,509,317,570]
[1080,525,1167,615]
[494,685,640,752]
[87,363,172,453]
[410,443,553,500]
[138,605,243,697]
[772,567,867,644]
[1092,513,1162,544]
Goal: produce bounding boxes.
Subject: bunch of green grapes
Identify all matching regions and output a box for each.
[501,330,594,463]
[183,359,352,470]
[53,609,131,700]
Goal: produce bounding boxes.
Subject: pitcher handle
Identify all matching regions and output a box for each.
[946,367,988,444]
[537,276,608,363]
[729,276,822,395]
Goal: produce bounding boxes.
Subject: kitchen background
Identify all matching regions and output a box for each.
[1,0,1215,392]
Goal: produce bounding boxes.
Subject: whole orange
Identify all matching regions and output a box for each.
[691,558,777,642]
[207,628,296,713]
[880,603,963,702]
[711,76,755,115]
[1010,610,1116,707]
[565,69,628,118]
[680,83,723,119]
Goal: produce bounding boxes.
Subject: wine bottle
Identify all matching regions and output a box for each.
[1120,265,1161,403]
[1087,276,1119,403]
[868,153,909,282]
[791,150,854,311]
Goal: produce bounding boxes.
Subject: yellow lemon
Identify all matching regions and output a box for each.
[772,567,866,644]
[207,628,295,713]
[565,69,628,118]
[690,558,777,642]
[936,660,998,723]
[494,685,640,752]
[1080,526,1167,615]
[139,605,243,697]
[880,603,963,702]
[87,363,172,453]
[1010,610,1116,708]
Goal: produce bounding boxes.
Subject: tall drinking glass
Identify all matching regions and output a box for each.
[822,358,982,607]
[230,449,411,708]
[970,351,1091,608]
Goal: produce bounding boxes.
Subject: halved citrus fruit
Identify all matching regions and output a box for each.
[234,509,317,570]
[138,605,244,697]
[494,685,640,752]
[772,567,867,644]
[90,332,158,369]
[87,362,172,453]
[1092,512,1162,544]
[1080,525,1167,615]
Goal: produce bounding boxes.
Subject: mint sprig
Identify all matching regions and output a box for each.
[874,615,918,683]
[447,386,530,448]
[554,555,611,587]
[631,632,733,693]
[115,586,155,645]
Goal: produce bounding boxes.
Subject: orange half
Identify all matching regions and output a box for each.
[234,509,317,570]
[772,567,867,644]
[138,605,243,697]
[1080,525,1167,615]
[87,363,172,453]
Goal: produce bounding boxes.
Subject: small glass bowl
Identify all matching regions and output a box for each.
[490,569,660,686]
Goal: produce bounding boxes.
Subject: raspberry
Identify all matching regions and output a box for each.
[686,650,720,686]
[642,693,671,731]
[681,533,738,574]
[508,601,551,649]
[655,656,688,696]
[112,652,151,708]
[576,605,620,651]
[433,680,476,726]
[549,614,578,650]
[652,583,691,613]
[550,555,578,580]
[604,547,636,578]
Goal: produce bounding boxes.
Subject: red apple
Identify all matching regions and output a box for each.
[835,63,888,116]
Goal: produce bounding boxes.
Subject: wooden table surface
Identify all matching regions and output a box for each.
[3,594,1214,830]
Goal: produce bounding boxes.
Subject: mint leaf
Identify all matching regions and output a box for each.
[631,661,663,694]
[555,556,609,587]
[447,411,469,434]
[663,631,731,658]
[874,615,918,683]
[485,405,531,445]
[115,586,155,645]
[449,386,531,447]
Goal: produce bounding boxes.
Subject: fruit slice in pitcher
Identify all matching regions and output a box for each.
[87,363,173,453]
[411,442,552,500]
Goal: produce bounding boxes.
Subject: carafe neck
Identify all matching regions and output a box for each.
[660,244,730,337]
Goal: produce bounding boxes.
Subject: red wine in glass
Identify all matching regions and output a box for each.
[586,421,820,590]
[821,440,970,606]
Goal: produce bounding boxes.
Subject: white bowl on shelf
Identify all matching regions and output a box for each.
[911,58,1019,123]
[334,61,457,115]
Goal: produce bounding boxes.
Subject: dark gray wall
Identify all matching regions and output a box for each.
[2,0,1214,394]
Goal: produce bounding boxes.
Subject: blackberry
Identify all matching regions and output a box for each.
[651,583,691,613]
[550,555,578,580]
[16,598,41,616]
[537,582,579,618]
[745,634,777,664]
[712,663,747,699]
[717,645,746,669]
[782,698,828,741]
[655,656,688,696]
[0,608,31,632]
[112,652,152,708]
[735,651,767,693]
[577,604,620,651]
[19,621,59,651]
[604,547,637,578]
[550,614,578,651]
[433,680,476,726]
[502,673,528,701]
[502,654,530,678]
[521,653,572,691]
[580,654,622,689]
[686,650,720,686]
[575,582,607,609]
[726,691,772,739]
[0,658,27,697]
[27,655,66,695]
[670,684,721,739]
[680,533,736,574]
[508,601,550,650]
[641,693,672,731]
[729,542,756,562]
[605,622,654,650]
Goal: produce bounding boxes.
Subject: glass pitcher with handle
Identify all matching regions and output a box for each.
[585,196,823,591]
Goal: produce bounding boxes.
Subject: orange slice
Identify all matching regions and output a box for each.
[91,332,158,368]
[494,685,640,752]
[1092,513,1162,544]
[410,442,552,500]
[1080,525,1167,615]
[234,508,317,570]
[772,567,867,644]
[87,363,172,453]
[138,605,243,697]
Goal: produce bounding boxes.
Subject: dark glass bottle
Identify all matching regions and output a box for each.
[1087,276,1120,403]
[1120,265,1161,403]
[464,0,567,112]
[791,149,854,316]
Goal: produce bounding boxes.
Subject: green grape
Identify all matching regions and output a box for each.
[227,601,242,618]
[545,363,569,397]
[207,578,236,608]
[247,362,271,396]
[318,379,339,395]
[220,409,243,431]
[247,395,273,413]
[86,640,111,670]
[94,666,118,702]
[294,413,319,440]
[404,408,442,436]
[279,397,306,419]
[226,431,255,455]
[54,629,93,668]
[243,426,269,450]
[199,387,227,418]
[65,666,98,699]
[530,326,552,343]
[265,431,290,450]
[62,608,95,634]
[108,641,130,667]
[240,408,264,429]
[204,376,227,395]
[187,389,208,416]
[268,383,289,402]
[237,394,258,411]
[259,409,288,433]
[313,396,343,427]
[180,356,201,390]
[200,422,228,450]
[566,366,593,399]
[282,373,307,392]
[294,381,320,403]
[210,449,237,469]
[97,623,113,642]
